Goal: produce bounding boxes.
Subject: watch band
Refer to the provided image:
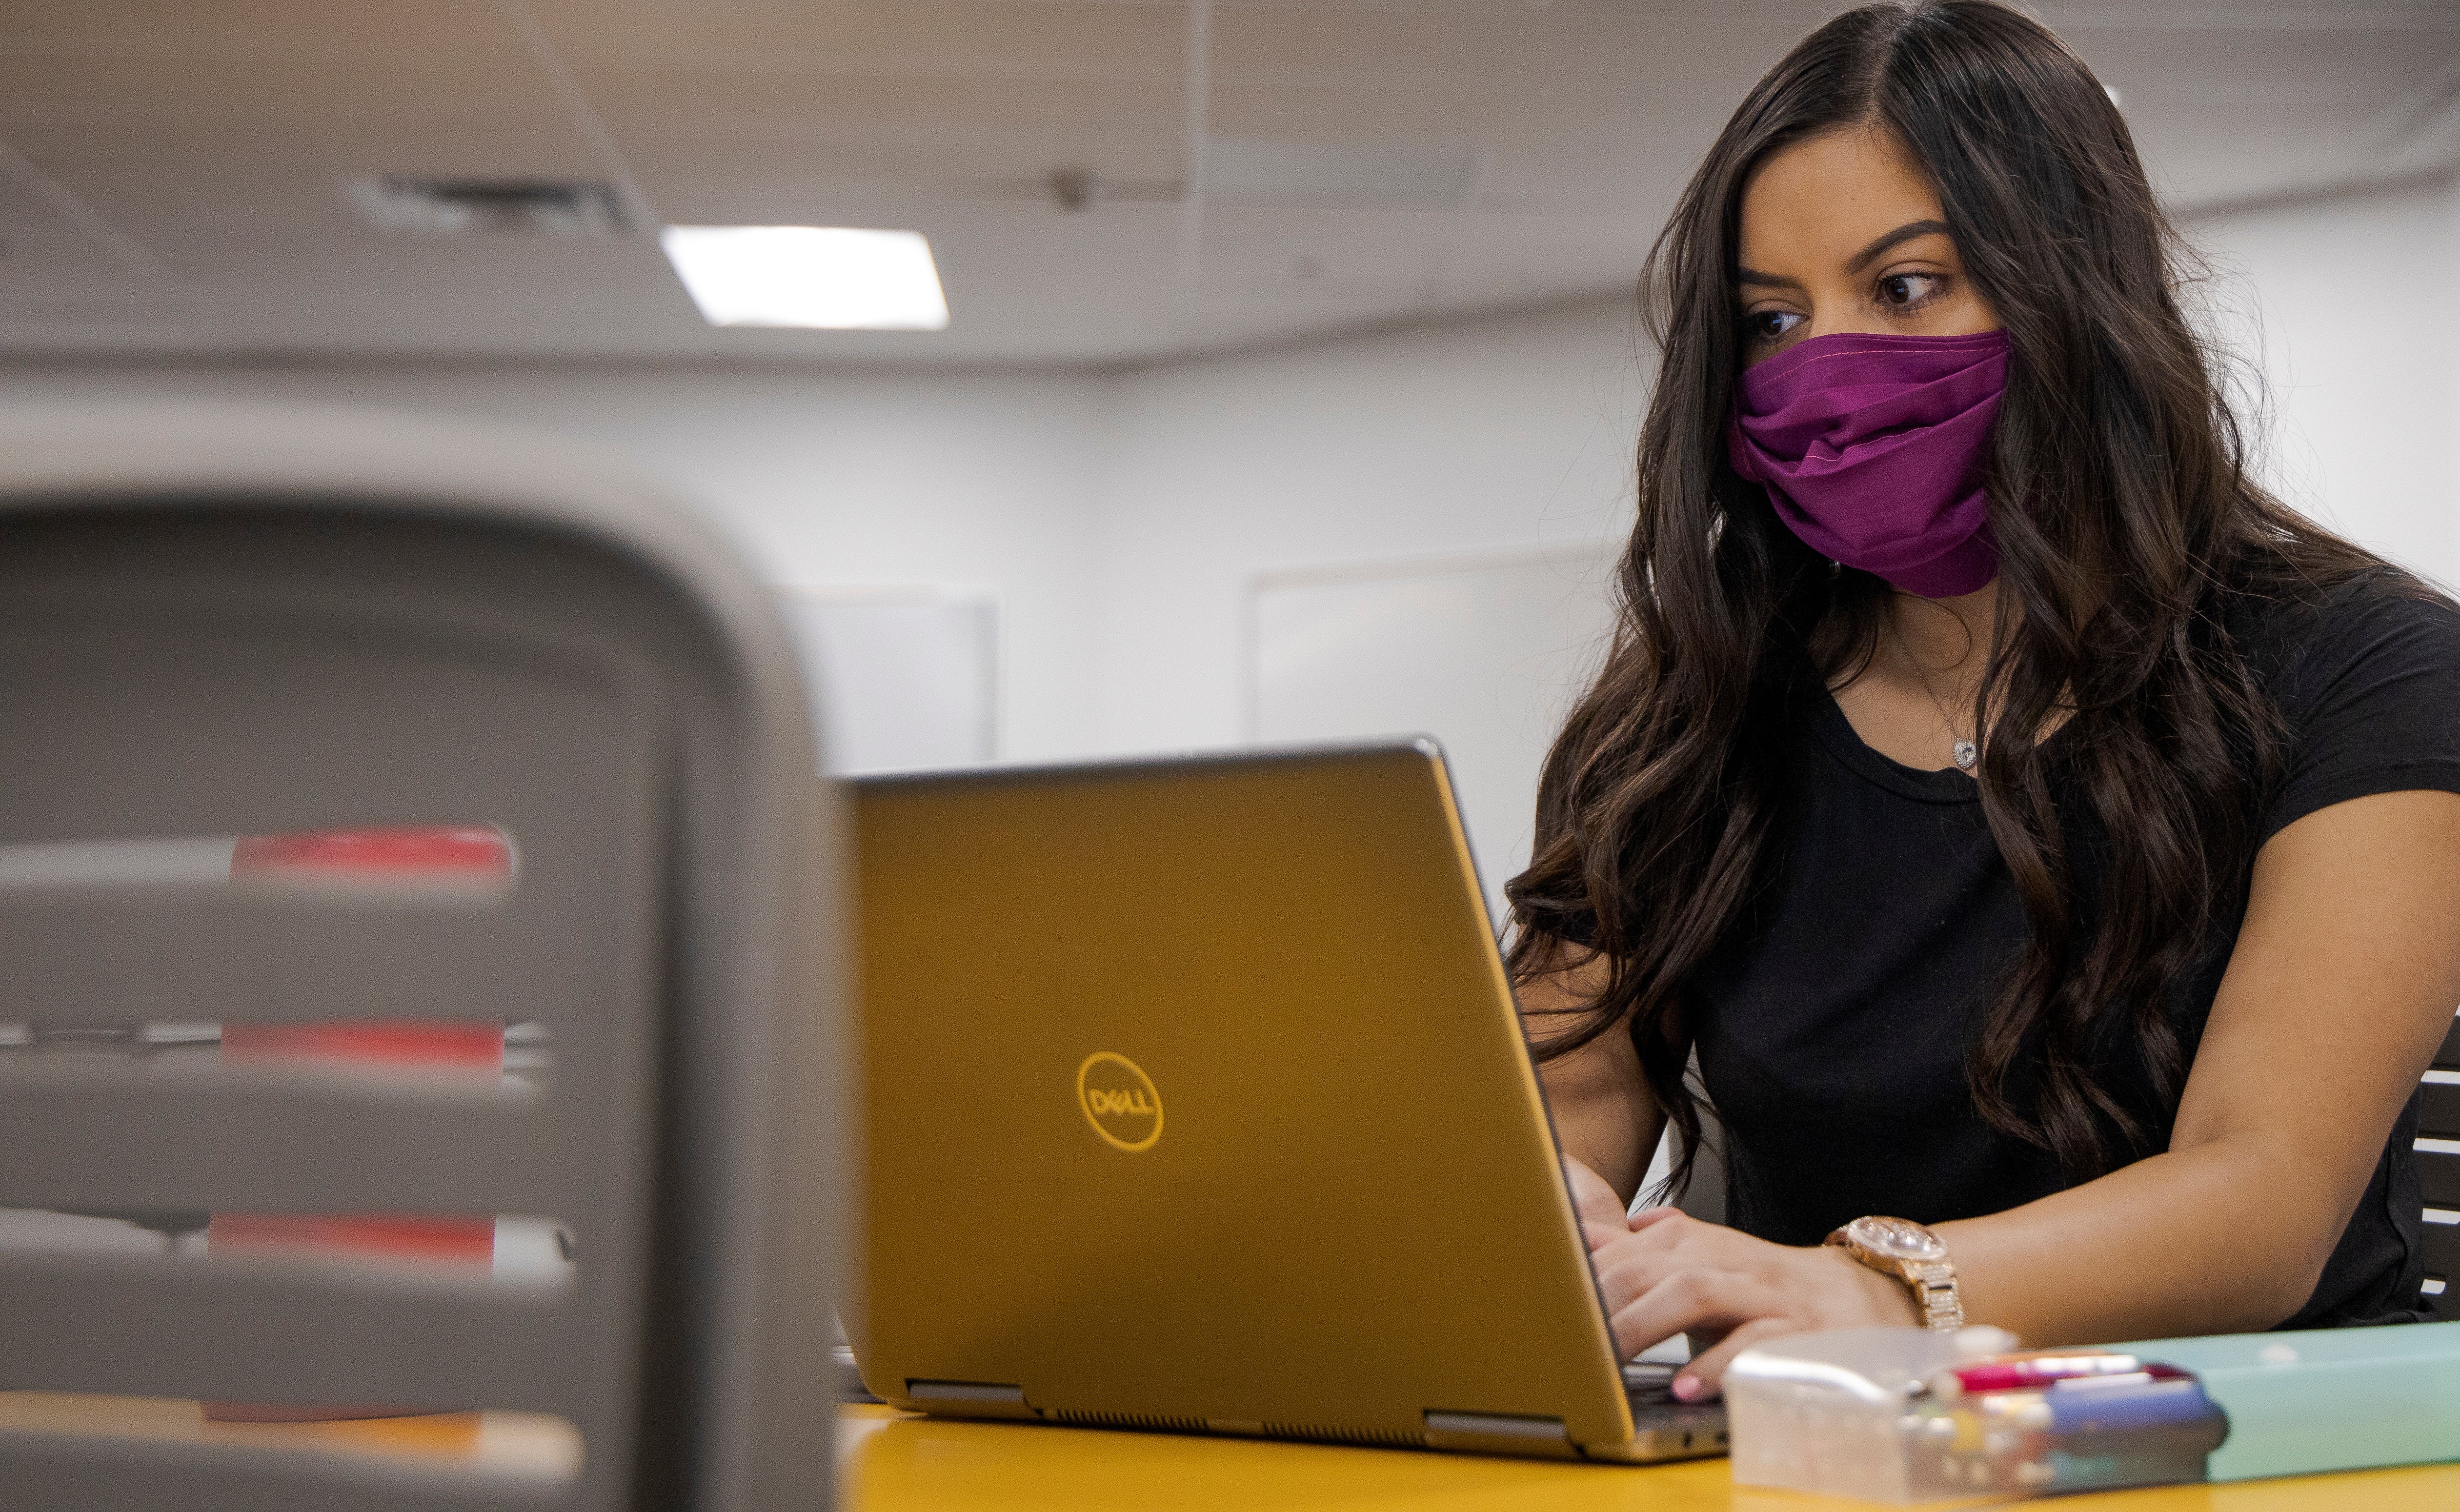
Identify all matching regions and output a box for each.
[1906,1259,1963,1331]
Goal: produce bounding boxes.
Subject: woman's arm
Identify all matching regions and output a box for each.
[1520,948,1664,1207]
[1936,786,2460,1340]
[1584,788,2460,1395]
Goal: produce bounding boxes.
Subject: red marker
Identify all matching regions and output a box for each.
[1934,1352,2148,1399]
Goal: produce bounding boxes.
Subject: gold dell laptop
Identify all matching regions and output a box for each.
[848,739,1728,1463]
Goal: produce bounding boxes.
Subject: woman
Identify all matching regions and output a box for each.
[1508,0,2460,1401]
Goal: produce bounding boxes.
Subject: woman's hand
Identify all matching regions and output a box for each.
[1562,1155,1637,1247]
[1585,1203,1917,1400]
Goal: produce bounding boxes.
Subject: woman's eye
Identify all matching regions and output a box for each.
[1744,308,1805,343]
[1877,272,1945,311]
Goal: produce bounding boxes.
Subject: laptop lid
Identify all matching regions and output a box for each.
[849,741,1635,1453]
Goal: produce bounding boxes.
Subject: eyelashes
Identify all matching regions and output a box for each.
[1738,270,1954,345]
[1744,309,1807,343]
[1876,271,1948,312]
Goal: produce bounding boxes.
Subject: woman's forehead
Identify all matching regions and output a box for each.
[1738,128,1950,272]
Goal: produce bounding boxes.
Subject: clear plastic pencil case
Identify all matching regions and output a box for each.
[1723,1326,2229,1502]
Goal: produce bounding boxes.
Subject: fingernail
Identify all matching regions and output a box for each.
[1672,1375,1700,1401]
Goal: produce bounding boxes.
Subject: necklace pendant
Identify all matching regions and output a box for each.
[1953,739,1977,771]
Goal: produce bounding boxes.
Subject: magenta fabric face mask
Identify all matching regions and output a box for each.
[1726,329,2009,598]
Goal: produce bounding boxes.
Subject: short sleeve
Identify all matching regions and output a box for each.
[2258,576,2460,844]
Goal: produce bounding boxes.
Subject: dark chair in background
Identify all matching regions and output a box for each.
[2420,1014,2460,1321]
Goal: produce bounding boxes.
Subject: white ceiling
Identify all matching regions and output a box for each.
[1,0,2454,368]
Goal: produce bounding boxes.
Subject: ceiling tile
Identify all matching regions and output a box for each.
[0,0,520,56]
[528,0,1187,80]
[0,0,2449,365]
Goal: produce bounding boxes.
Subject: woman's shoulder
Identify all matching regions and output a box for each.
[2225,564,2460,841]
[2227,564,2460,714]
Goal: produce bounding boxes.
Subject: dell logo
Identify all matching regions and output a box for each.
[1076,1051,1164,1152]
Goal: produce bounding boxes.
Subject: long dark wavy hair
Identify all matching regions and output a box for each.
[1505,0,2384,1192]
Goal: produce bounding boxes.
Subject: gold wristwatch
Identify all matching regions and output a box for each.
[1825,1215,1964,1331]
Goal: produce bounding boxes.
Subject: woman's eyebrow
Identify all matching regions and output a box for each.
[1846,218,1951,273]
[1737,219,1951,289]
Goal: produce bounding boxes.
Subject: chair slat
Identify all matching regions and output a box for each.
[0,1254,582,1417]
[0,893,573,1033]
[0,1063,560,1216]
[2423,1080,2460,1141]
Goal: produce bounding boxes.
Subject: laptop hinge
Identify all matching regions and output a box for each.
[1422,1411,1577,1459]
[906,1379,1024,1403]
[903,1380,1038,1418]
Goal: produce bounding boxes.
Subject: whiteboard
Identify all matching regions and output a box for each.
[775,590,999,773]
[1249,546,1620,922]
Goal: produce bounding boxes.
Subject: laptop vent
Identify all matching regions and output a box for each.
[1261,1420,1426,1449]
[1048,1408,1209,1434]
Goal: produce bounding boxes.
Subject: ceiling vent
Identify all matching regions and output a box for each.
[348,177,628,237]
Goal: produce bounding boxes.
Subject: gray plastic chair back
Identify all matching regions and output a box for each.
[0,404,841,1512]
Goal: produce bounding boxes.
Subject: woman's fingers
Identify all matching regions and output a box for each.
[1582,1220,1632,1252]
[1581,1219,1929,1387]
[1599,1208,1701,1263]
[1561,1155,1632,1234]
[1604,1266,1792,1364]
[1673,1315,1801,1399]
[1586,1211,1729,1313]
[1581,1216,1904,1374]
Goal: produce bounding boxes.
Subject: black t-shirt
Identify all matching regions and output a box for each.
[1688,571,2460,1329]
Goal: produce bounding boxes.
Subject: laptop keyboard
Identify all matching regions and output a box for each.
[1621,1361,1680,1407]
[1622,1359,1728,1457]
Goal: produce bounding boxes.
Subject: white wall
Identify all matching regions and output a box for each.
[0,171,2449,768]
[2191,174,2460,586]
[0,363,1110,761]
[1090,298,1647,755]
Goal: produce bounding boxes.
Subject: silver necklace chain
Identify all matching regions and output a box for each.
[1893,617,1979,772]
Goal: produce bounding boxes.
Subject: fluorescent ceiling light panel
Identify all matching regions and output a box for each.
[660,225,948,330]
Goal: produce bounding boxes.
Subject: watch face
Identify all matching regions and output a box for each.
[1849,1216,1947,1263]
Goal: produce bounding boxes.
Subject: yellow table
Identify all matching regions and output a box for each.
[10,1392,2457,1507]
[836,1404,2460,1511]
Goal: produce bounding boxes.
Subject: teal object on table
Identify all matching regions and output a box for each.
[2107,1320,2460,1481]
